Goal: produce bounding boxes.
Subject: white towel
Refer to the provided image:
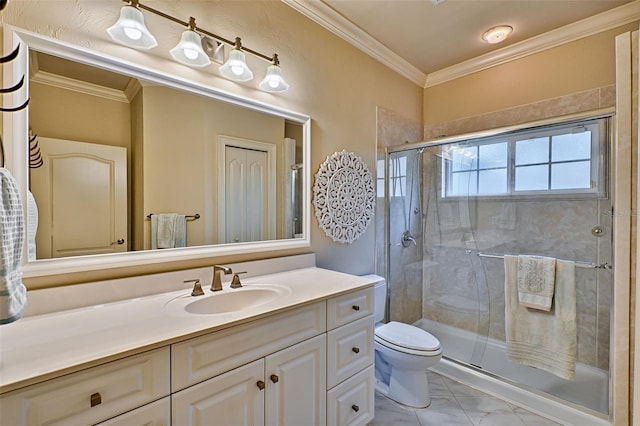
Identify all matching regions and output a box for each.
[505,255,576,380]
[0,168,27,324]
[517,255,556,311]
[151,213,187,249]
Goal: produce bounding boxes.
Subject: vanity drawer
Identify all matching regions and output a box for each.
[327,287,374,330]
[0,348,170,426]
[96,397,170,426]
[172,301,326,391]
[327,365,374,426]
[327,315,375,388]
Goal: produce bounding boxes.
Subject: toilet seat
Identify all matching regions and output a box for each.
[375,321,441,355]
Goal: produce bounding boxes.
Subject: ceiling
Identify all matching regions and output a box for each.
[287,0,638,86]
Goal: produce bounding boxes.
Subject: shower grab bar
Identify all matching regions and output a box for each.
[467,250,612,270]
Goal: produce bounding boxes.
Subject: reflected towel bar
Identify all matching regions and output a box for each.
[467,250,612,270]
[146,213,200,221]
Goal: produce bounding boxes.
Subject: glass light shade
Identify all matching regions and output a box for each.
[170,30,211,67]
[259,64,289,92]
[481,25,513,44]
[107,5,158,50]
[219,49,253,81]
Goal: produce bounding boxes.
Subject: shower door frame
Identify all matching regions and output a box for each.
[384,106,629,424]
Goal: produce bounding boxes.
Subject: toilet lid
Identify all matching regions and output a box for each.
[375,321,441,351]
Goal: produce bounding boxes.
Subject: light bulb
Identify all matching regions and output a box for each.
[123,27,142,40]
[183,48,198,60]
[231,65,244,76]
[269,79,279,89]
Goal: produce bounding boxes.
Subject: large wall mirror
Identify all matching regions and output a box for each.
[3,26,311,278]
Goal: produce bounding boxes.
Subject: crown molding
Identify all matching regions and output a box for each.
[30,70,130,103]
[283,0,640,89]
[425,0,640,87]
[282,0,427,86]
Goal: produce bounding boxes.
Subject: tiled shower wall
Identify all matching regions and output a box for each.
[377,87,616,370]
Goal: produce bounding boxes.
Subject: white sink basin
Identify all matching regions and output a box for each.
[166,285,290,316]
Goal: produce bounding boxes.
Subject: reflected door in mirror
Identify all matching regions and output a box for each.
[31,137,127,258]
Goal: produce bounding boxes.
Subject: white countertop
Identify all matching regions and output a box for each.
[0,266,376,394]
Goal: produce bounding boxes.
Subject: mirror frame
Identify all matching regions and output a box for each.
[3,25,311,278]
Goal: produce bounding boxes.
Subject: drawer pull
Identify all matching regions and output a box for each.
[257,380,266,390]
[90,392,102,407]
[352,347,360,354]
[352,305,360,311]
[352,404,360,412]
[270,374,279,383]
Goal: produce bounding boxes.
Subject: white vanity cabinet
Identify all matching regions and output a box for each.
[0,348,170,426]
[172,335,326,426]
[0,273,375,426]
[326,287,375,426]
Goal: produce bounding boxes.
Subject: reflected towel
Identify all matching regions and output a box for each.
[0,168,27,324]
[517,255,556,311]
[151,213,187,249]
[505,255,576,380]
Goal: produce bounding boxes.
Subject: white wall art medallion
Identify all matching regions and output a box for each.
[313,150,376,244]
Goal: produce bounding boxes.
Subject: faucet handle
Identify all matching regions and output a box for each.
[185,279,204,296]
[230,272,247,289]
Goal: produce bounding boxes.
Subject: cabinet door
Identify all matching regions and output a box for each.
[172,359,265,426]
[265,334,326,426]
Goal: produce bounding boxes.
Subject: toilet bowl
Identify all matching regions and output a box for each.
[363,274,442,408]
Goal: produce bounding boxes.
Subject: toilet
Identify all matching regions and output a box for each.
[365,274,442,408]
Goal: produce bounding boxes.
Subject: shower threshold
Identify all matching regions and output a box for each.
[417,319,609,425]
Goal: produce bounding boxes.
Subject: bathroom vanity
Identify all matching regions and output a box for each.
[0,255,376,425]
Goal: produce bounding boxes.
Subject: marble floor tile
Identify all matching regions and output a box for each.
[370,372,561,426]
[414,395,473,426]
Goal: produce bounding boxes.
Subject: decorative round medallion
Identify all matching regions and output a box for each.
[313,150,376,244]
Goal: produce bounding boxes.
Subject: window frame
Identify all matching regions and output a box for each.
[440,117,609,200]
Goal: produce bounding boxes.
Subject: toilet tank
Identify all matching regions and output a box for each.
[361,274,386,323]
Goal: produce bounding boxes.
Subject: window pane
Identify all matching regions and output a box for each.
[390,177,406,197]
[479,168,507,194]
[450,171,477,195]
[552,131,591,162]
[377,179,385,198]
[515,165,549,191]
[479,142,507,169]
[551,161,591,189]
[451,146,478,171]
[515,137,549,165]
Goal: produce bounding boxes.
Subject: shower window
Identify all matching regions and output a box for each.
[378,156,408,198]
[442,117,607,198]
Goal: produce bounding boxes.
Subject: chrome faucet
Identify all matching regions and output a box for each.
[212,265,233,291]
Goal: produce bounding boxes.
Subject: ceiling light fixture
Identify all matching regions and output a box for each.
[107,0,157,50]
[170,17,211,67]
[219,38,254,81]
[259,54,290,93]
[482,25,513,44]
[107,0,289,92]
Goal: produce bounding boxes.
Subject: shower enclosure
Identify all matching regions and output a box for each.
[384,114,613,421]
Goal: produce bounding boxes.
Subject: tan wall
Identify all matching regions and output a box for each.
[424,23,638,130]
[29,82,130,148]
[1,0,423,287]
[139,84,285,249]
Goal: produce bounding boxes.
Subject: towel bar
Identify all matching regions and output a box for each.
[466,250,612,270]
[146,213,200,221]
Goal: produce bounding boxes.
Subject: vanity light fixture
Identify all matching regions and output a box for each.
[170,17,211,67]
[219,38,254,81]
[107,0,289,92]
[482,25,513,44]
[259,54,290,93]
[107,0,158,49]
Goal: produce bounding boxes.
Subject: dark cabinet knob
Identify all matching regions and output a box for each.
[352,404,360,412]
[352,305,360,311]
[270,374,279,383]
[257,380,266,390]
[352,347,360,354]
[90,392,102,407]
